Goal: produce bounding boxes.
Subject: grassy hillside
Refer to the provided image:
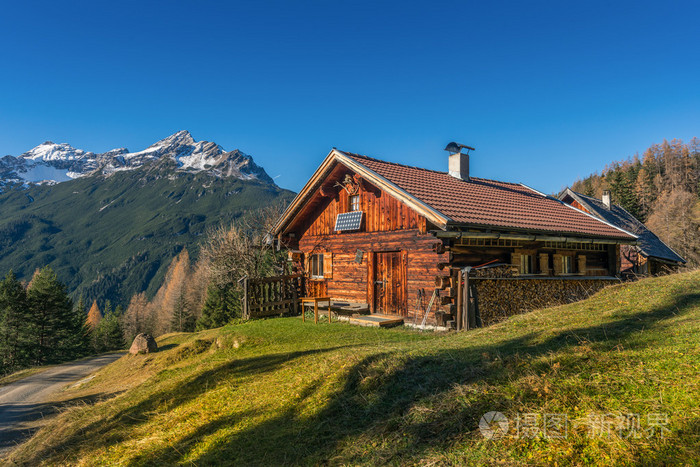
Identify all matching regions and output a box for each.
[6,271,700,465]
[0,160,294,305]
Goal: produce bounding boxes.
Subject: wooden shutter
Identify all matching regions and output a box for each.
[305,254,311,278]
[323,252,333,279]
[511,252,521,274]
[553,254,563,275]
[578,255,587,275]
[539,253,549,275]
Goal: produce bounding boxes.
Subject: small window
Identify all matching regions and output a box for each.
[520,254,533,274]
[311,253,324,279]
[349,195,360,212]
[562,255,573,274]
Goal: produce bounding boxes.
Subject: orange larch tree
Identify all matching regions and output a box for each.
[85,300,102,330]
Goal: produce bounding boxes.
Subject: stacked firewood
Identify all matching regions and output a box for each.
[472,265,515,278]
[474,278,610,326]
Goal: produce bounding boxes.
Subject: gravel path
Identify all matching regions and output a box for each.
[0,353,122,454]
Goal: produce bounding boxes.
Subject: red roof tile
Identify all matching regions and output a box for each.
[341,152,635,240]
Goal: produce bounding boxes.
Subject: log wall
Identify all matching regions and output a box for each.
[299,230,446,322]
[300,182,427,237]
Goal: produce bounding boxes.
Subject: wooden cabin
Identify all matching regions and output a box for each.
[273,147,638,327]
[559,189,685,275]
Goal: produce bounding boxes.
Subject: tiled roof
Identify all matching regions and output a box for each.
[340,151,635,240]
[562,190,685,263]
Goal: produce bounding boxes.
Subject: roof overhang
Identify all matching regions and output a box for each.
[272,149,451,236]
[644,255,686,265]
[432,229,637,245]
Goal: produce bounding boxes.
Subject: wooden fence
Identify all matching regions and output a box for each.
[241,274,304,319]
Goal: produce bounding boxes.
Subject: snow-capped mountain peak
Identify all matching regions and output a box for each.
[21,141,91,162]
[0,131,274,190]
[155,130,195,147]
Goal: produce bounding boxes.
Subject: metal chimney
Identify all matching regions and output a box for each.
[444,142,475,181]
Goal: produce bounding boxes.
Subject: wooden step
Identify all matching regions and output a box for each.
[348,314,404,328]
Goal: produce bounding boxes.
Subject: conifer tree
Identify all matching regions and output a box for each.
[85,300,102,331]
[26,266,74,364]
[196,283,239,330]
[171,290,195,332]
[94,303,124,352]
[68,295,92,359]
[0,271,31,373]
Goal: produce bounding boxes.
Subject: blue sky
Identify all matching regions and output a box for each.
[1,0,698,193]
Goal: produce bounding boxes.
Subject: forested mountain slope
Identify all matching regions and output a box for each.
[0,133,294,306]
[570,138,699,266]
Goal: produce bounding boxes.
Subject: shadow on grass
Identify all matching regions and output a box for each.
[0,392,119,454]
[157,343,179,352]
[21,345,360,462]
[178,290,700,465]
[16,289,700,465]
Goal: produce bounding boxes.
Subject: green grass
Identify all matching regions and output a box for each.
[5,271,700,465]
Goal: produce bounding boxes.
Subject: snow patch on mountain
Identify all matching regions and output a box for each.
[19,164,73,183]
[21,141,92,162]
[0,131,274,190]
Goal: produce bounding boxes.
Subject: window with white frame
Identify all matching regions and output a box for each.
[562,255,573,274]
[349,194,360,212]
[310,253,324,279]
[520,254,533,274]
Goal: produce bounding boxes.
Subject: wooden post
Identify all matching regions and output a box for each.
[242,277,249,320]
[464,271,470,330]
[455,269,463,331]
[328,300,332,324]
[467,283,476,329]
[292,277,298,316]
[473,284,482,328]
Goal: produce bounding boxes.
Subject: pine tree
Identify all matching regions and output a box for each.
[0,271,31,373]
[26,266,74,364]
[171,290,195,333]
[607,166,640,218]
[67,295,92,359]
[196,283,239,330]
[94,304,125,352]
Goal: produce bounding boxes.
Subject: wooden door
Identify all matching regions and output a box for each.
[374,251,407,315]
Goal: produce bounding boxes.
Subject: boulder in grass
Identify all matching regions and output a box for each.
[129,333,158,355]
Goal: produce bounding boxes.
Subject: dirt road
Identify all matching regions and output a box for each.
[0,353,122,454]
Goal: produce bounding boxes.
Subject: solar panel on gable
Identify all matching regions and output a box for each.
[334,211,363,231]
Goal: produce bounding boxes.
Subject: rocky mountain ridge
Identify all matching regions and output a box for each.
[0,130,273,189]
